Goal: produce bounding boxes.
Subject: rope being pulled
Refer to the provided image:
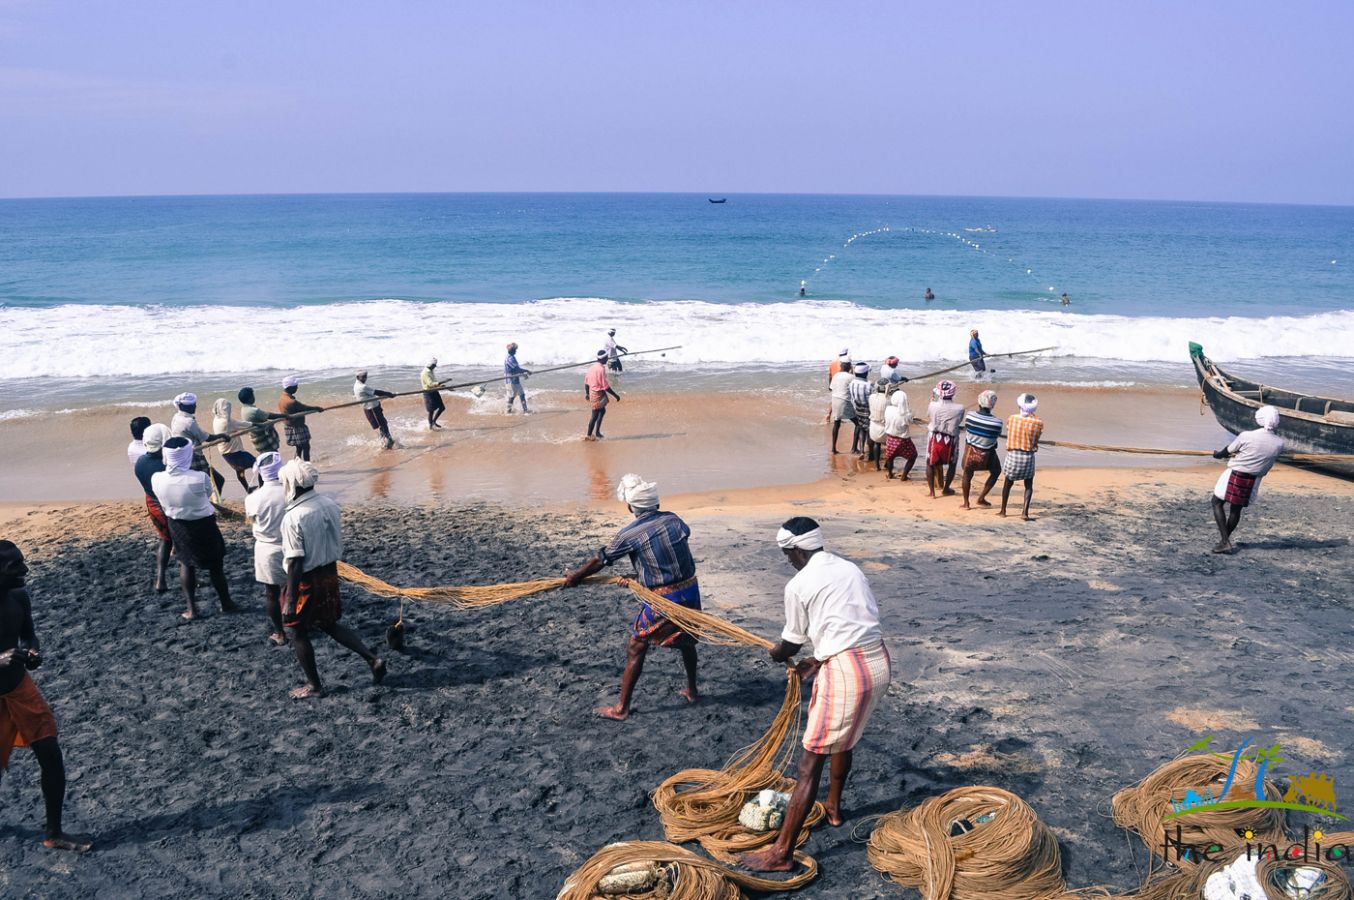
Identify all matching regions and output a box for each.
[337,564,825,869]
[556,840,817,899]
[1042,439,1354,464]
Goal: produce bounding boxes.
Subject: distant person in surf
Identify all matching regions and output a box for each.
[968,330,987,379]
[0,541,93,853]
[279,460,386,699]
[153,437,238,620]
[352,370,396,449]
[924,288,935,302]
[278,377,324,461]
[420,358,446,430]
[882,384,917,480]
[829,359,854,453]
[212,398,257,493]
[504,342,531,414]
[245,452,288,645]
[605,328,628,374]
[133,423,174,593]
[999,393,1044,520]
[127,416,152,466]
[961,390,1003,509]
[1209,405,1285,555]
[926,380,964,497]
[800,280,807,297]
[739,517,891,872]
[1061,292,1070,306]
[563,474,701,721]
[584,350,621,440]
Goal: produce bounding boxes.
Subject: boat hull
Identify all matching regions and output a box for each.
[1190,343,1354,457]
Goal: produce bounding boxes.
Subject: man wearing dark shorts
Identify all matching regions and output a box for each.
[353,370,396,449]
[421,358,446,430]
[279,460,385,699]
[564,473,700,721]
[152,437,237,620]
[0,541,91,852]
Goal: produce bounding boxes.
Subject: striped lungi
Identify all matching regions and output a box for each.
[1002,449,1036,481]
[1214,469,1261,507]
[284,422,311,447]
[632,575,701,646]
[803,640,892,755]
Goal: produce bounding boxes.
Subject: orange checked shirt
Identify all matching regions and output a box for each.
[1005,414,1043,452]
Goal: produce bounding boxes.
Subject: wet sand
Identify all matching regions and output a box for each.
[2,465,1353,897]
[0,378,1227,505]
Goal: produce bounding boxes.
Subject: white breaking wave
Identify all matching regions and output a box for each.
[2,298,1352,379]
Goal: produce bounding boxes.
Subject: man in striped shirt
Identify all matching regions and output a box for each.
[961,390,1002,509]
[1000,393,1044,520]
[847,362,873,457]
[564,474,700,721]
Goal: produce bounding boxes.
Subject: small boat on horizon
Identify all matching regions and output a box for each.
[1191,341,1354,457]
[708,198,727,204]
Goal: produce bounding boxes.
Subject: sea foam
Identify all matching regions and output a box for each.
[4,298,1352,379]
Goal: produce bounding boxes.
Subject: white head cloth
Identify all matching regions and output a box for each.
[279,459,320,500]
[426,357,437,368]
[283,375,300,390]
[164,439,195,472]
[213,398,231,419]
[254,451,284,482]
[1255,405,1280,431]
[777,526,825,551]
[174,392,197,408]
[142,423,171,453]
[616,473,659,510]
[1018,392,1039,414]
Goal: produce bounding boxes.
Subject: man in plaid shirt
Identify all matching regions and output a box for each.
[1000,393,1044,520]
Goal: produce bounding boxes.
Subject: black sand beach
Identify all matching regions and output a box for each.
[2,478,1353,898]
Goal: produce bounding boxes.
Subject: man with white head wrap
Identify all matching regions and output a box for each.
[245,452,289,644]
[211,398,256,494]
[420,358,446,430]
[151,437,237,620]
[961,389,1003,509]
[278,459,385,698]
[352,370,396,449]
[848,362,873,456]
[867,378,890,468]
[828,358,855,452]
[133,423,174,592]
[278,378,324,461]
[926,379,964,497]
[741,516,891,873]
[1209,405,1285,554]
[170,392,228,495]
[503,342,532,414]
[1000,393,1044,520]
[563,474,701,721]
[882,383,918,480]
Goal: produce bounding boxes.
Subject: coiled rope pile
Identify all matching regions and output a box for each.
[336,563,823,890]
[556,840,817,900]
[865,786,1090,900]
[1110,754,1288,875]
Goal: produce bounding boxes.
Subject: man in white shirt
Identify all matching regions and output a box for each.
[151,437,237,620]
[1210,405,1287,555]
[245,452,288,645]
[828,362,855,454]
[740,517,892,873]
[882,387,918,480]
[352,370,396,450]
[127,416,151,466]
[279,460,385,699]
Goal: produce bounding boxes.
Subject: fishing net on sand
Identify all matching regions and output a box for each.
[1111,754,1288,874]
[865,786,1101,900]
[556,840,817,899]
[1127,848,1354,899]
[338,565,825,866]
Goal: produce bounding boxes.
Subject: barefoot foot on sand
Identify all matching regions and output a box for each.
[595,704,629,721]
[268,632,287,646]
[824,804,845,827]
[290,685,324,699]
[43,834,92,853]
[1212,542,1234,555]
[180,611,195,621]
[370,658,387,684]
[977,499,992,507]
[961,503,971,510]
[942,488,957,496]
[739,848,796,872]
[220,601,240,613]
[679,688,699,705]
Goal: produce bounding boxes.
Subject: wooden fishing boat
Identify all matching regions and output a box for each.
[1190,342,1354,455]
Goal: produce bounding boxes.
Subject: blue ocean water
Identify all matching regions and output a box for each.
[1,193,1349,312]
[0,193,1351,399]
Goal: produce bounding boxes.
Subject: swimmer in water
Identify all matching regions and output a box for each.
[1061,292,1070,306]
[924,288,935,302]
[800,280,807,297]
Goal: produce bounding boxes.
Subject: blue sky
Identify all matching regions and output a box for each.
[2,0,1351,203]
